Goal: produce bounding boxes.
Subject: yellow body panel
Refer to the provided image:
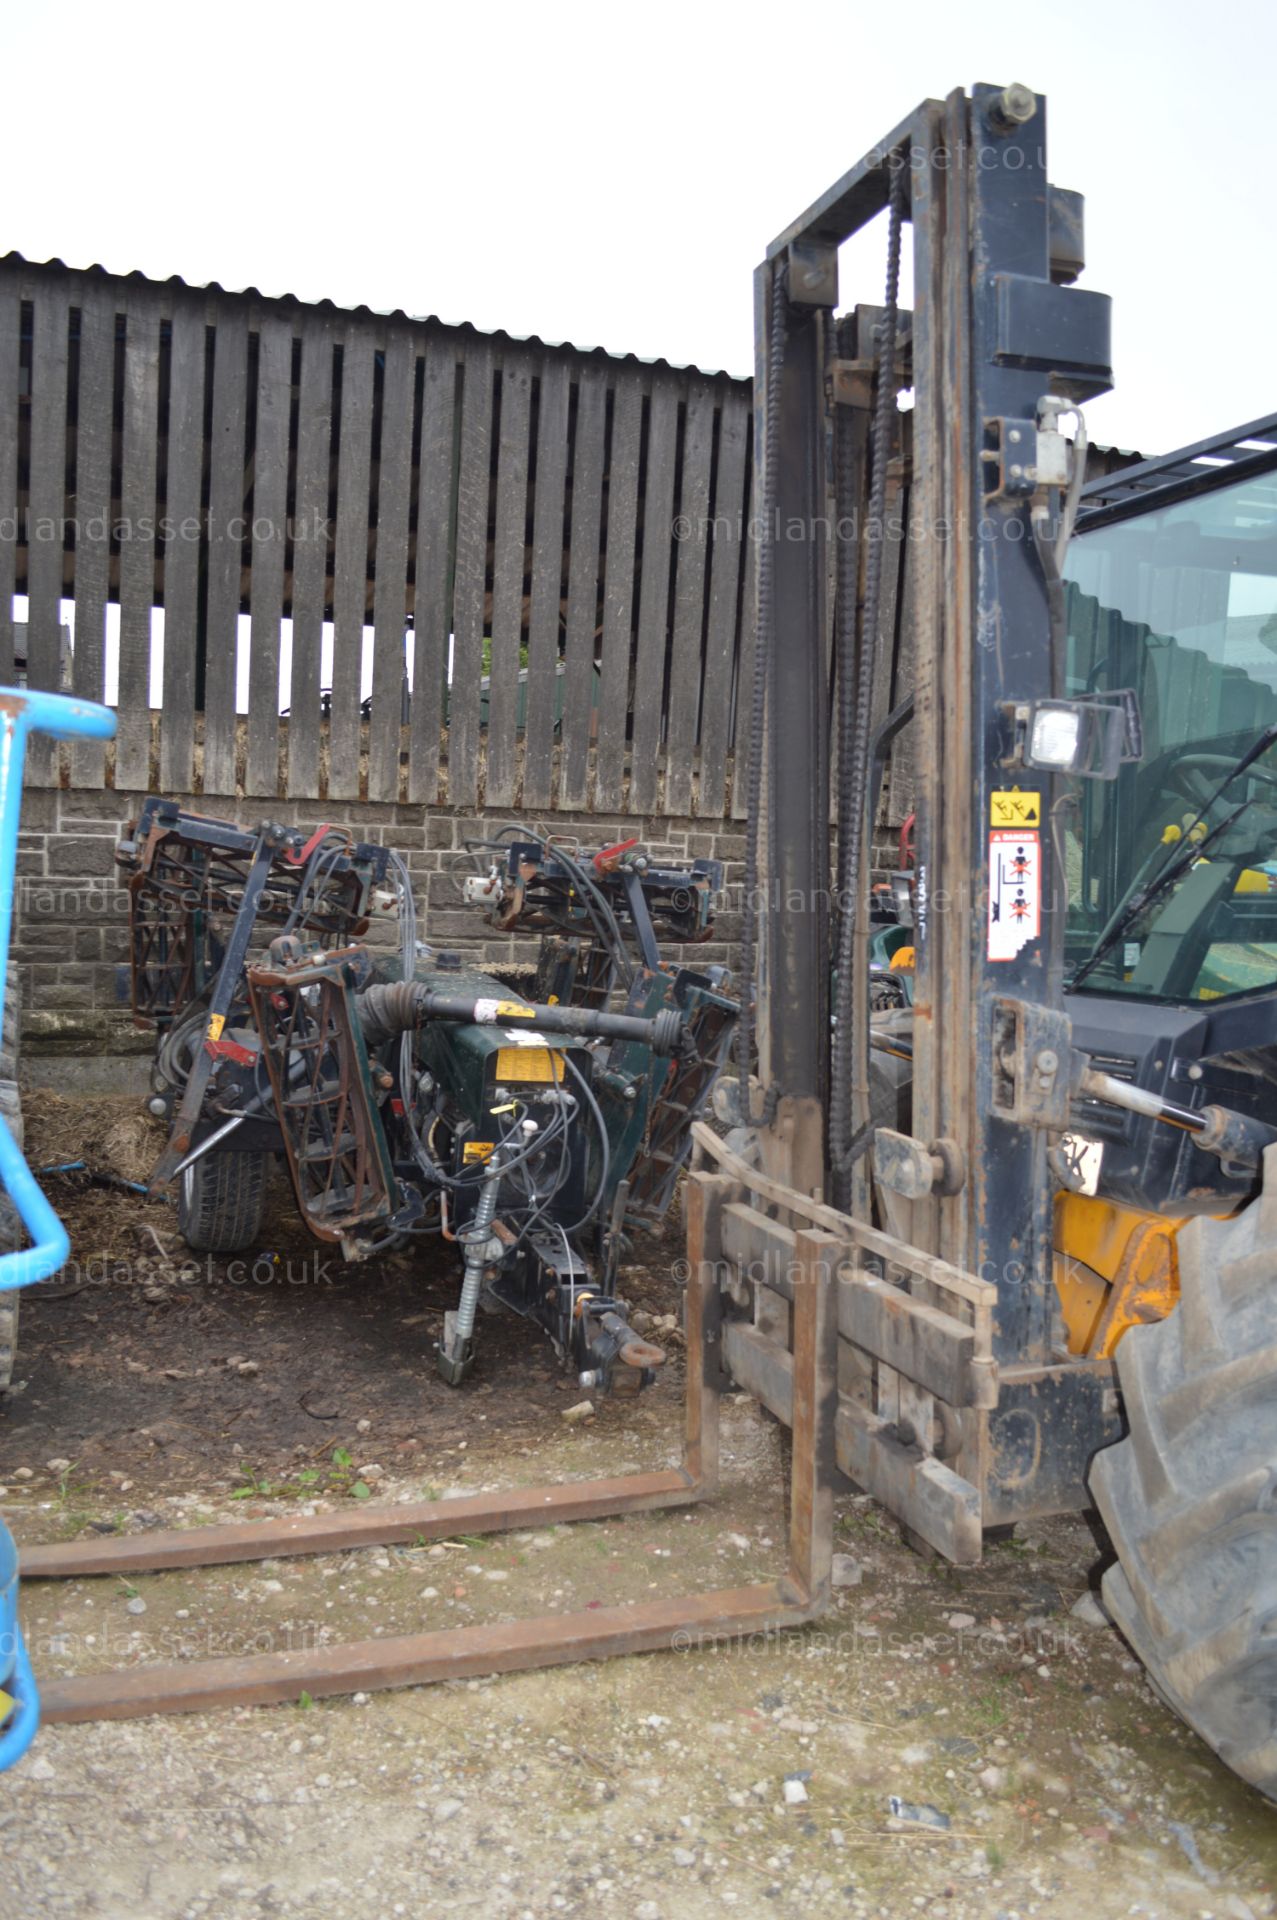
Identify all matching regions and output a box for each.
[1053,1191,1185,1358]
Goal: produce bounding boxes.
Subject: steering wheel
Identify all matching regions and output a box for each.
[1166,752,1277,811]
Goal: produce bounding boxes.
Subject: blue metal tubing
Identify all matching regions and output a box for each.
[0,1627,40,1773]
[0,686,115,1771]
[0,690,114,1292]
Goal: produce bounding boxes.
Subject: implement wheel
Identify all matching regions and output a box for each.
[178,1151,268,1255]
[1091,1149,1277,1799]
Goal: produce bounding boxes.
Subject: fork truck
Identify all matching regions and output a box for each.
[697,80,1277,1798]
[16,85,1277,1789]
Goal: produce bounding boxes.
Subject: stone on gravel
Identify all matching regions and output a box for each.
[561,1400,595,1424]
[946,1611,976,1630]
[125,1597,147,1615]
[1070,1589,1110,1627]
[783,1779,809,1806]
[831,1553,863,1588]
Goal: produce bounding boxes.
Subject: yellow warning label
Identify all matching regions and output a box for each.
[991,789,1041,828]
[206,1013,226,1042]
[463,1141,495,1164]
[0,1687,13,1722]
[494,1000,535,1019]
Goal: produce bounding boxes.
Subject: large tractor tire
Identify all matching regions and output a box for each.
[177,1150,268,1255]
[1091,1155,1277,1799]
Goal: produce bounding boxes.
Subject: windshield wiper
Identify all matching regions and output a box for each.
[1068,720,1277,992]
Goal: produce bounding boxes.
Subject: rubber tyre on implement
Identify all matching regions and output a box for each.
[177,1151,268,1254]
[1091,1147,1277,1799]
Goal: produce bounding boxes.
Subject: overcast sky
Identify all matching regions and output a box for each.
[6,0,1273,458]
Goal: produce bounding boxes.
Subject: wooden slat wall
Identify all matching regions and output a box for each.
[367,327,414,803]
[448,342,493,811]
[486,353,532,811]
[523,356,570,812]
[159,295,206,795]
[245,314,292,798]
[202,303,249,797]
[69,280,114,789]
[287,313,335,801]
[408,339,458,807]
[24,278,70,784]
[0,262,760,819]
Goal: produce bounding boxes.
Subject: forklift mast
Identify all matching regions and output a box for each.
[753,85,1112,1366]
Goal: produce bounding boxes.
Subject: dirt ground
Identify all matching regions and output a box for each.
[3,1092,1277,1919]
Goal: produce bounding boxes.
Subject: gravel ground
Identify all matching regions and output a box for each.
[5,1398,1277,1920]
[3,1094,1276,1917]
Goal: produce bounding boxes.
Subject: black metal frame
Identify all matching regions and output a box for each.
[1078,412,1277,530]
[731,85,1124,1543]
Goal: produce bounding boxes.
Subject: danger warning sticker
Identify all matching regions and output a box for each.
[988,830,1041,961]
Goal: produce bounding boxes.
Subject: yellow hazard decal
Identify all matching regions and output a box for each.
[463,1141,495,1164]
[991,789,1041,828]
[206,1013,226,1042]
[494,1000,534,1019]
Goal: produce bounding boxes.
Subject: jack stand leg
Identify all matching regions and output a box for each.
[437,1161,504,1386]
[437,1309,475,1385]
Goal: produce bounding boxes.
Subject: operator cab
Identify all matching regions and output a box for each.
[1062,417,1277,1215]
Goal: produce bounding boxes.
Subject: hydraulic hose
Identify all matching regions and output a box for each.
[355,981,683,1058]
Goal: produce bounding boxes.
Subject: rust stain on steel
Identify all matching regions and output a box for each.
[39,1582,818,1724]
[21,1469,698,1580]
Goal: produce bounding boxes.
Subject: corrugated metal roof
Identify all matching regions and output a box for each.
[0,250,750,386]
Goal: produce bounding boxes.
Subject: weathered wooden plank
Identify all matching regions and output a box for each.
[560,365,607,810]
[69,284,114,788]
[664,383,716,817]
[721,1321,793,1428]
[408,338,457,807]
[328,327,376,802]
[160,297,207,794]
[245,314,292,797]
[24,282,71,784]
[287,313,335,801]
[485,353,532,810]
[629,378,679,812]
[721,1201,798,1299]
[447,341,493,810]
[368,328,414,802]
[834,1398,982,1565]
[203,305,250,796]
[839,1273,979,1407]
[115,291,161,793]
[594,372,643,813]
[789,1230,841,1600]
[698,391,749,817]
[523,357,569,810]
[0,279,20,689]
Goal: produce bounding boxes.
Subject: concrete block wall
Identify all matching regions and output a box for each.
[13,788,746,1057]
